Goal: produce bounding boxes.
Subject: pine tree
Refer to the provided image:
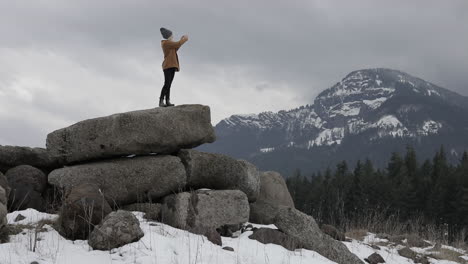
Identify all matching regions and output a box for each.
[405,145,418,181]
[345,160,365,220]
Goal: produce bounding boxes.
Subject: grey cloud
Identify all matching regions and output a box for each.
[0,0,467,147]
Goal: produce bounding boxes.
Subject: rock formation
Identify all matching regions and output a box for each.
[178,149,260,202]
[160,190,249,245]
[59,183,112,240]
[0,185,7,230]
[5,165,47,211]
[47,105,215,164]
[274,207,363,264]
[2,104,362,261]
[0,145,59,173]
[49,155,186,205]
[249,171,294,224]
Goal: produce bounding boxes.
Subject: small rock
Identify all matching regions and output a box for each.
[397,247,417,260]
[88,210,144,250]
[14,214,26,222]
[30,262,39,264]
[415,255,430,264]
[370,244,381,250]
[365,252,385,263]
[222,246,234,252]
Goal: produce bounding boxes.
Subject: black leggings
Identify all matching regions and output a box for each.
[160,67,177,100]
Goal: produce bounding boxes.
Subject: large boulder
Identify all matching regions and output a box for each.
[249,200,281,225]
[160,190,249,245]
[178,149,260,202]
[0,186,7,230]
[257,171,294,207]
[249,171,294,224]
[49,155,186,206]
[0,145,59,173]
[274,207,363,264]
[321,224,346,241]
[121,203,161,221]
[88,210,144,250]
[6,165,47,211]
[60,183,112,240]
[46,105,216,164]
[248,228,303,251]
[0,172,10,198]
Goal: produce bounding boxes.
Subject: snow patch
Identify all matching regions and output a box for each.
[420,120,442,135]
[308,127,345,147]
[260,147,275,153]
[375,115,403,129]
[330,102,361,117]
[363,97,388,110]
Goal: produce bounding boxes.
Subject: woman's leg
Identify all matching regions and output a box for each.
[165,68,176,102]
[160,68,175,100]
[165,68,176,106]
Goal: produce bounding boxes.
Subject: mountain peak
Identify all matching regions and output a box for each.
[203,68,468,174]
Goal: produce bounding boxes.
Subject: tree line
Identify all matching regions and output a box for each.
[286,146,468,242]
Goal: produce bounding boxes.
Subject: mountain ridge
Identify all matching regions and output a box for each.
[200,68,468,175]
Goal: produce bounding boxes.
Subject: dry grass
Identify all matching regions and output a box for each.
[0,217,58,245]
[429,248,466,263]
[345,229,368,241]
[374,241,391,247]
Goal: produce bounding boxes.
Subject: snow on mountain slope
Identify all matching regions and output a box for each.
[1,209,466,264]
[199,68,468,174]
[214,68,464,151]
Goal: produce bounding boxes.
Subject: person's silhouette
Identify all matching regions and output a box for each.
[159,27,189,107]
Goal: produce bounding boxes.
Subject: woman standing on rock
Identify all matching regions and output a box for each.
[159,27,189,107]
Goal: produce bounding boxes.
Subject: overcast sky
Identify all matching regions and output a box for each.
[1,0,467,147]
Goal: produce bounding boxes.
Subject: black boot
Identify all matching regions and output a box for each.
[166,98,175,107]
[159,98,166,107]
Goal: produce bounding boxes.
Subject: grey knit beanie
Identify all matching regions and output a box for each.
[160,27,173,39]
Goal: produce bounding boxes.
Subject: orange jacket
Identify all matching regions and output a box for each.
[161,38,187,71]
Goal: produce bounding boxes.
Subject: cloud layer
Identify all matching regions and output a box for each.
[1,0,467,147]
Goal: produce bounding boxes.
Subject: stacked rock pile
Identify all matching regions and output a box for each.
[0,104,362,263]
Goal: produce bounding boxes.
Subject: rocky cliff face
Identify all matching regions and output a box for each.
[200,68,468,175]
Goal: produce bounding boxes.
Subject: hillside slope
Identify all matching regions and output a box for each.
[200,68,468,175]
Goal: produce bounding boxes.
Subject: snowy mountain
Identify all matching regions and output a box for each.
[200,68,468,175]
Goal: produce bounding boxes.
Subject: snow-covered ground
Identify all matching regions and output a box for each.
[0,209,466,264]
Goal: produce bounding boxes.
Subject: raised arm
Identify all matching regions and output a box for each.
[164,36,188,50]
